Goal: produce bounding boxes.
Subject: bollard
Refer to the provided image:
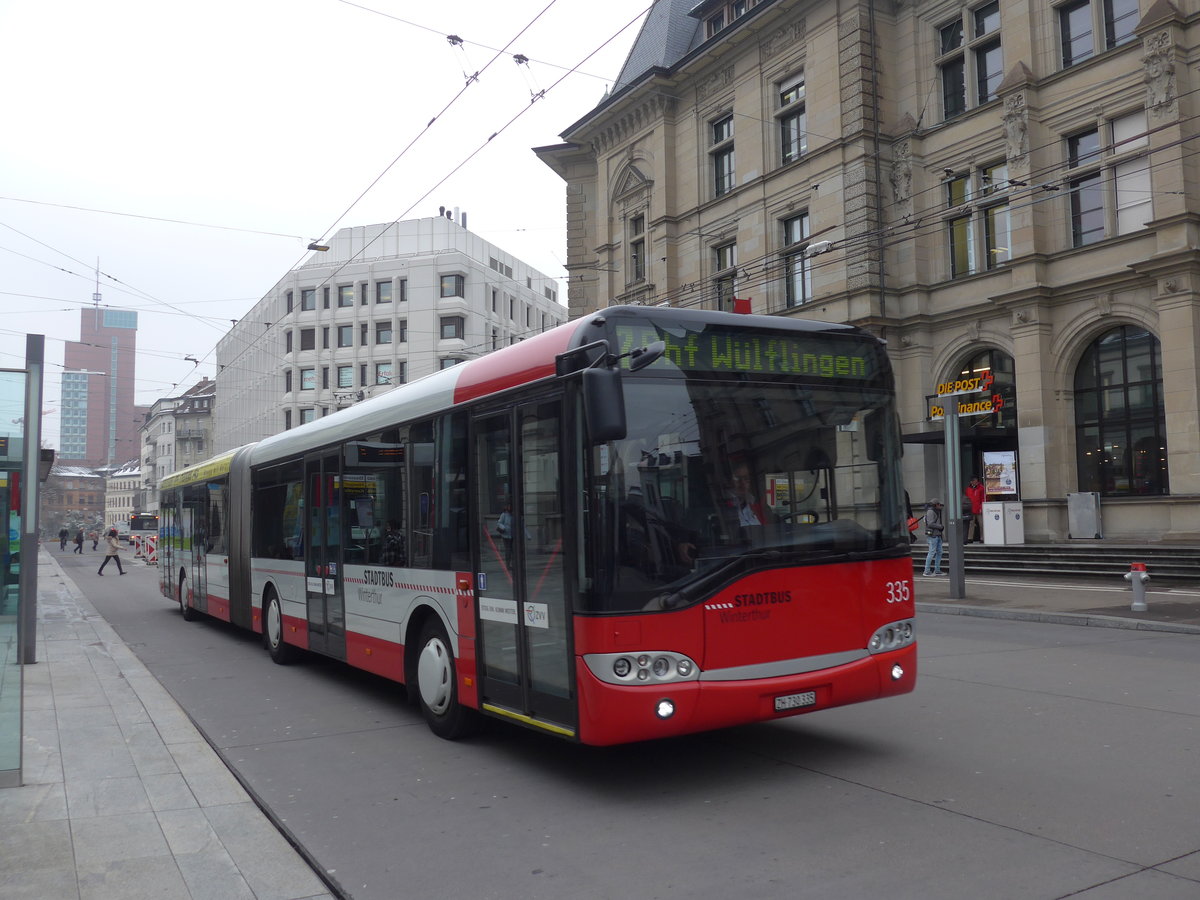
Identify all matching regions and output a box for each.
[1124,561,1150,612]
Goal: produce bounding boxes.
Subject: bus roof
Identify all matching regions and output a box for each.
[159,447,245,492]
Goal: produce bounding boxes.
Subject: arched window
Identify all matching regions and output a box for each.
[956,348,1016,432]
[1073,326,1168,496]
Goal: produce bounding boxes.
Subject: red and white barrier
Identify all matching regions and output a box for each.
[145,534,158,565]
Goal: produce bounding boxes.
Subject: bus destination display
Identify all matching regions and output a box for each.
[613,322,879,381]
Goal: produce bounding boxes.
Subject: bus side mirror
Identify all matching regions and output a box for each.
[582,366,627,443]
[864,409,895,461]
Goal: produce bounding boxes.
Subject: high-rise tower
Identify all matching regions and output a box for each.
[60,306,139,466]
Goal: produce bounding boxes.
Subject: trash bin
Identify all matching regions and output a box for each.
[1067,492,1102,539]
[1002,502,1024,545]
[982,502,1005,545]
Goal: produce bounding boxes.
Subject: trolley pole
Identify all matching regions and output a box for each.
[19,334,45,665]
[943,404,965,599]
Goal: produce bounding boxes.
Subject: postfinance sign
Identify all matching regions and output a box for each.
[929,394,1006,421]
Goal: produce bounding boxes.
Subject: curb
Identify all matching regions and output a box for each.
[917,601,1200,635]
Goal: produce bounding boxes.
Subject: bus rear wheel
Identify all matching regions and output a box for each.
[178,571,196,621]
[415,618,475,740]
[264,590,296,665]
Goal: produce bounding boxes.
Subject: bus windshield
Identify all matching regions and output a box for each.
[585,372,905,614]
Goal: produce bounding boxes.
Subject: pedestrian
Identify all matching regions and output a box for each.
[97,528,126,576]
[73,529,84,554]
[965,475,986,543]
[90,530,98,551]
[922,499,944,576]
[58,527,69,550]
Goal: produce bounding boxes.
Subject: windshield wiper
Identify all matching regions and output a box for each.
[649,549,785,611]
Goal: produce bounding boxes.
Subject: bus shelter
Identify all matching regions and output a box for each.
[1,336,47,788]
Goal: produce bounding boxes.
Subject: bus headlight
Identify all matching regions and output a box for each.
[867,619,916,655]
[585,651,701,686]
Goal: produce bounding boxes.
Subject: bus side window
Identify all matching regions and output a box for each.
[344,428,407,567]
[252,461,304,560]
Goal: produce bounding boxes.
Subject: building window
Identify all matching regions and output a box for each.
[375,362,392,385]
[338,325,353,348]
[360,364,367,386]
[1061,0,1139,68]
[711,115,735,197]
[778,73,806,165]
[629,214,646,283]
[300,328,315,351]
[322,367,329,389]
[396,362,407,384]
[337,365,354,388]
[284,410,292,430]
[285,330,293,353]
[491,328,498,350]
[376,321,393,344]
[338,285,354,307]
[1067,111,1150,247]
[376,281,392,303]
[713,243,737,311]
[360,283,368,306]
[945,162,1012,277]
[781,213,811,307]
[440,274,465,298]
[440,316,465,340]
[398,320,408,343]
[300,408,315,425]
[323,286,330,309]
[360,323,369,345]
[322,326,329,349]
[286,290,294,313]
[398,279,407,302]
[301,289,316,311]
[1074,326,1168,497]
[284,370,293,393]
[300,368,316,390]
[705,0,751,38]
[937,1,1002,120]
[440,358,461,370]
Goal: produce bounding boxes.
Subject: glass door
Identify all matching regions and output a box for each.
[474,400,573,732]
[304,453,345,658]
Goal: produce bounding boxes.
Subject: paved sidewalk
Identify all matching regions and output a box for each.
[1,549,332,900]
[914,568,1200,633]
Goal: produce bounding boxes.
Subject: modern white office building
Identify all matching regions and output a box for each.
[213,214,567,453]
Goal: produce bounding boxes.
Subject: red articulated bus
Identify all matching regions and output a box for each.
[158,306,915,745]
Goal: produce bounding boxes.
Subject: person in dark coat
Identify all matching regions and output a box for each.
[73,529,84,554]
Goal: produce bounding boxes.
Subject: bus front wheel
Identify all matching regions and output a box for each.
[415,618,475,740]
[264,590,296,665]
[178,571,196,621]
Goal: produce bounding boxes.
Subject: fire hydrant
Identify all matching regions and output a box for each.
[1124,562,1150,612]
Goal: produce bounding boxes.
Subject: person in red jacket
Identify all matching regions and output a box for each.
[965,475,986,543]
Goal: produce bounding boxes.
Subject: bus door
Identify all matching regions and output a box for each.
[181,490,207,613]
[473,400,574,735]
[304,452,346,658]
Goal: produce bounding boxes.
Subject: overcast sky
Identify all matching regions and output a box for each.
[0,0,651,449]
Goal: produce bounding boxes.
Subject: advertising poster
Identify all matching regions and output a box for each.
[983,451,1017,496]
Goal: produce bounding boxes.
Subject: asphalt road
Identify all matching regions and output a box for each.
[59,549,1200,900]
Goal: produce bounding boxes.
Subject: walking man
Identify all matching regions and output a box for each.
[922,499,945,576]
[58,527,69,550]
[97,528,126,575]
[73,529,84,554]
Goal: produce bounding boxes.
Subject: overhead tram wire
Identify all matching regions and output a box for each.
[215,6,650,381]
[308,0,565,249]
